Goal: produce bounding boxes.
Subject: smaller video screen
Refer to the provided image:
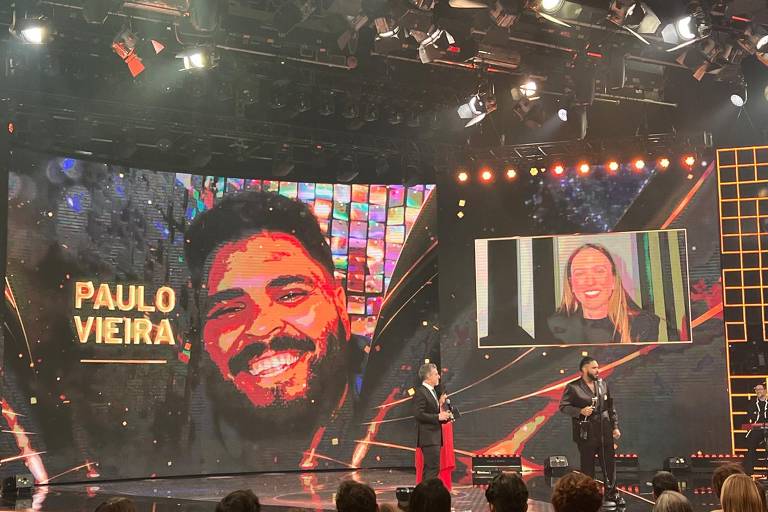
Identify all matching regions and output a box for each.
[475,229,691,347]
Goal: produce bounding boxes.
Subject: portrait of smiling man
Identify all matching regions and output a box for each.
[184,190,368,468]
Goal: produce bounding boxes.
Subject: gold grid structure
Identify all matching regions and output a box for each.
[718,145,768,455]
[717,146,768,343]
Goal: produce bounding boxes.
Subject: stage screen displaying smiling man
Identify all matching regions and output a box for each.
[185,191,367,463]
[475,230,691,347]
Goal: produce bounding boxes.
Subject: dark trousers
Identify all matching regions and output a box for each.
[578,439,616,496]
[745,429,768,475]
[421,445,441,481]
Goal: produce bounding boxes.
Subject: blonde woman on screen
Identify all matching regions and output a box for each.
[547,244,661,344]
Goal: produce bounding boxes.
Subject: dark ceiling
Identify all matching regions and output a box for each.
[1,0,767,181]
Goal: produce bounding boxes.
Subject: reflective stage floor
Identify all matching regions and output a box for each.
[3,469,726,512]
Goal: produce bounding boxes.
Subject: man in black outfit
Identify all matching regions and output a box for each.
[559,357,622,505]
[413,362,452,480]
[745,383,768,475]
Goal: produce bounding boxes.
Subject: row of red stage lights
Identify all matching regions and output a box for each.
[456,155,701,183]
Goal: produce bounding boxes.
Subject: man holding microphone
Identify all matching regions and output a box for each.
[413,362,453,480]
[559,357,622,506]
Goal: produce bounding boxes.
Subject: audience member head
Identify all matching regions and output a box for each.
[409,478,451,512]
[94,498,137,512]
[336,480,378,512]
[215,490,261,512]
[378,504,400,512]
[551,472,602,512]
[654,491,693,512]
[485,472,529,512]
[713,463,746,499]
[652,471,680,499]
[720,474,765,512]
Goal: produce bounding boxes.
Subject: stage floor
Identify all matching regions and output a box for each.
[6,469,724,512]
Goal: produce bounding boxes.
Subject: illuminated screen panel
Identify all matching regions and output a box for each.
[717,145,768,458]
[475,230,692,347]
[1,151,433,482]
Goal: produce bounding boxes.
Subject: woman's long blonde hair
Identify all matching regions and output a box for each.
[654,491,693,512]
[720,474,766,512]
[559,243,633,344]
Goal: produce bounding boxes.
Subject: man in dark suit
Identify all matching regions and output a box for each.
[744,383,768,475]
[559,357,622,505]
[413,362,452,480]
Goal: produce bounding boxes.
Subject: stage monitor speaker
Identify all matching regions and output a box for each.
[472,454,522,485]
[544,455,570,476]
[1,474,33,498]
[663,457,690,473]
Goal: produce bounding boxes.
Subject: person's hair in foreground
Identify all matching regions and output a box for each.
[94,497,137,512]
[409,478,451,512]
[336,480,378,512]
[654,491,693,512]
[712,463,746,499]
[559,243,635,343]
[652,471,680,499]
[485,472,529,512]
[720,474,765,512]
[215,490,261,512]
[551,472,603,512]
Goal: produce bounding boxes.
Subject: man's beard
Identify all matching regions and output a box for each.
[202,321,348,440]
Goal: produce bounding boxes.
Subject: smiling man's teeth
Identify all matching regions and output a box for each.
[248,353,300,377]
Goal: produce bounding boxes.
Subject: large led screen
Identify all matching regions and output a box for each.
[1,150,434,482]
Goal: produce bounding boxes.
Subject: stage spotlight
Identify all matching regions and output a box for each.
[578,162,590,175]
[457,170,469,182]
[480,168,494,182]
[730,83,747,107]
[540,0,564,13]
[557,108,568,122]
[758,34,768,52]
[519,80,539,99]
[658,157,670,169]
[457,90,497,128]
[675,15,698,41]
[633,159,646,171]
[553,164,565,176]
[112,28,165,77]
[607,160,620,172]
[683,155,696,167]
[506,167,517,179]
[530,167,540,176]
[608,1,659,44]
[177,47,217,70]
[10,13,50,44]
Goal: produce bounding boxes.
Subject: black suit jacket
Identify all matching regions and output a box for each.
[413,385,443,447]
[559,378,618,444]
